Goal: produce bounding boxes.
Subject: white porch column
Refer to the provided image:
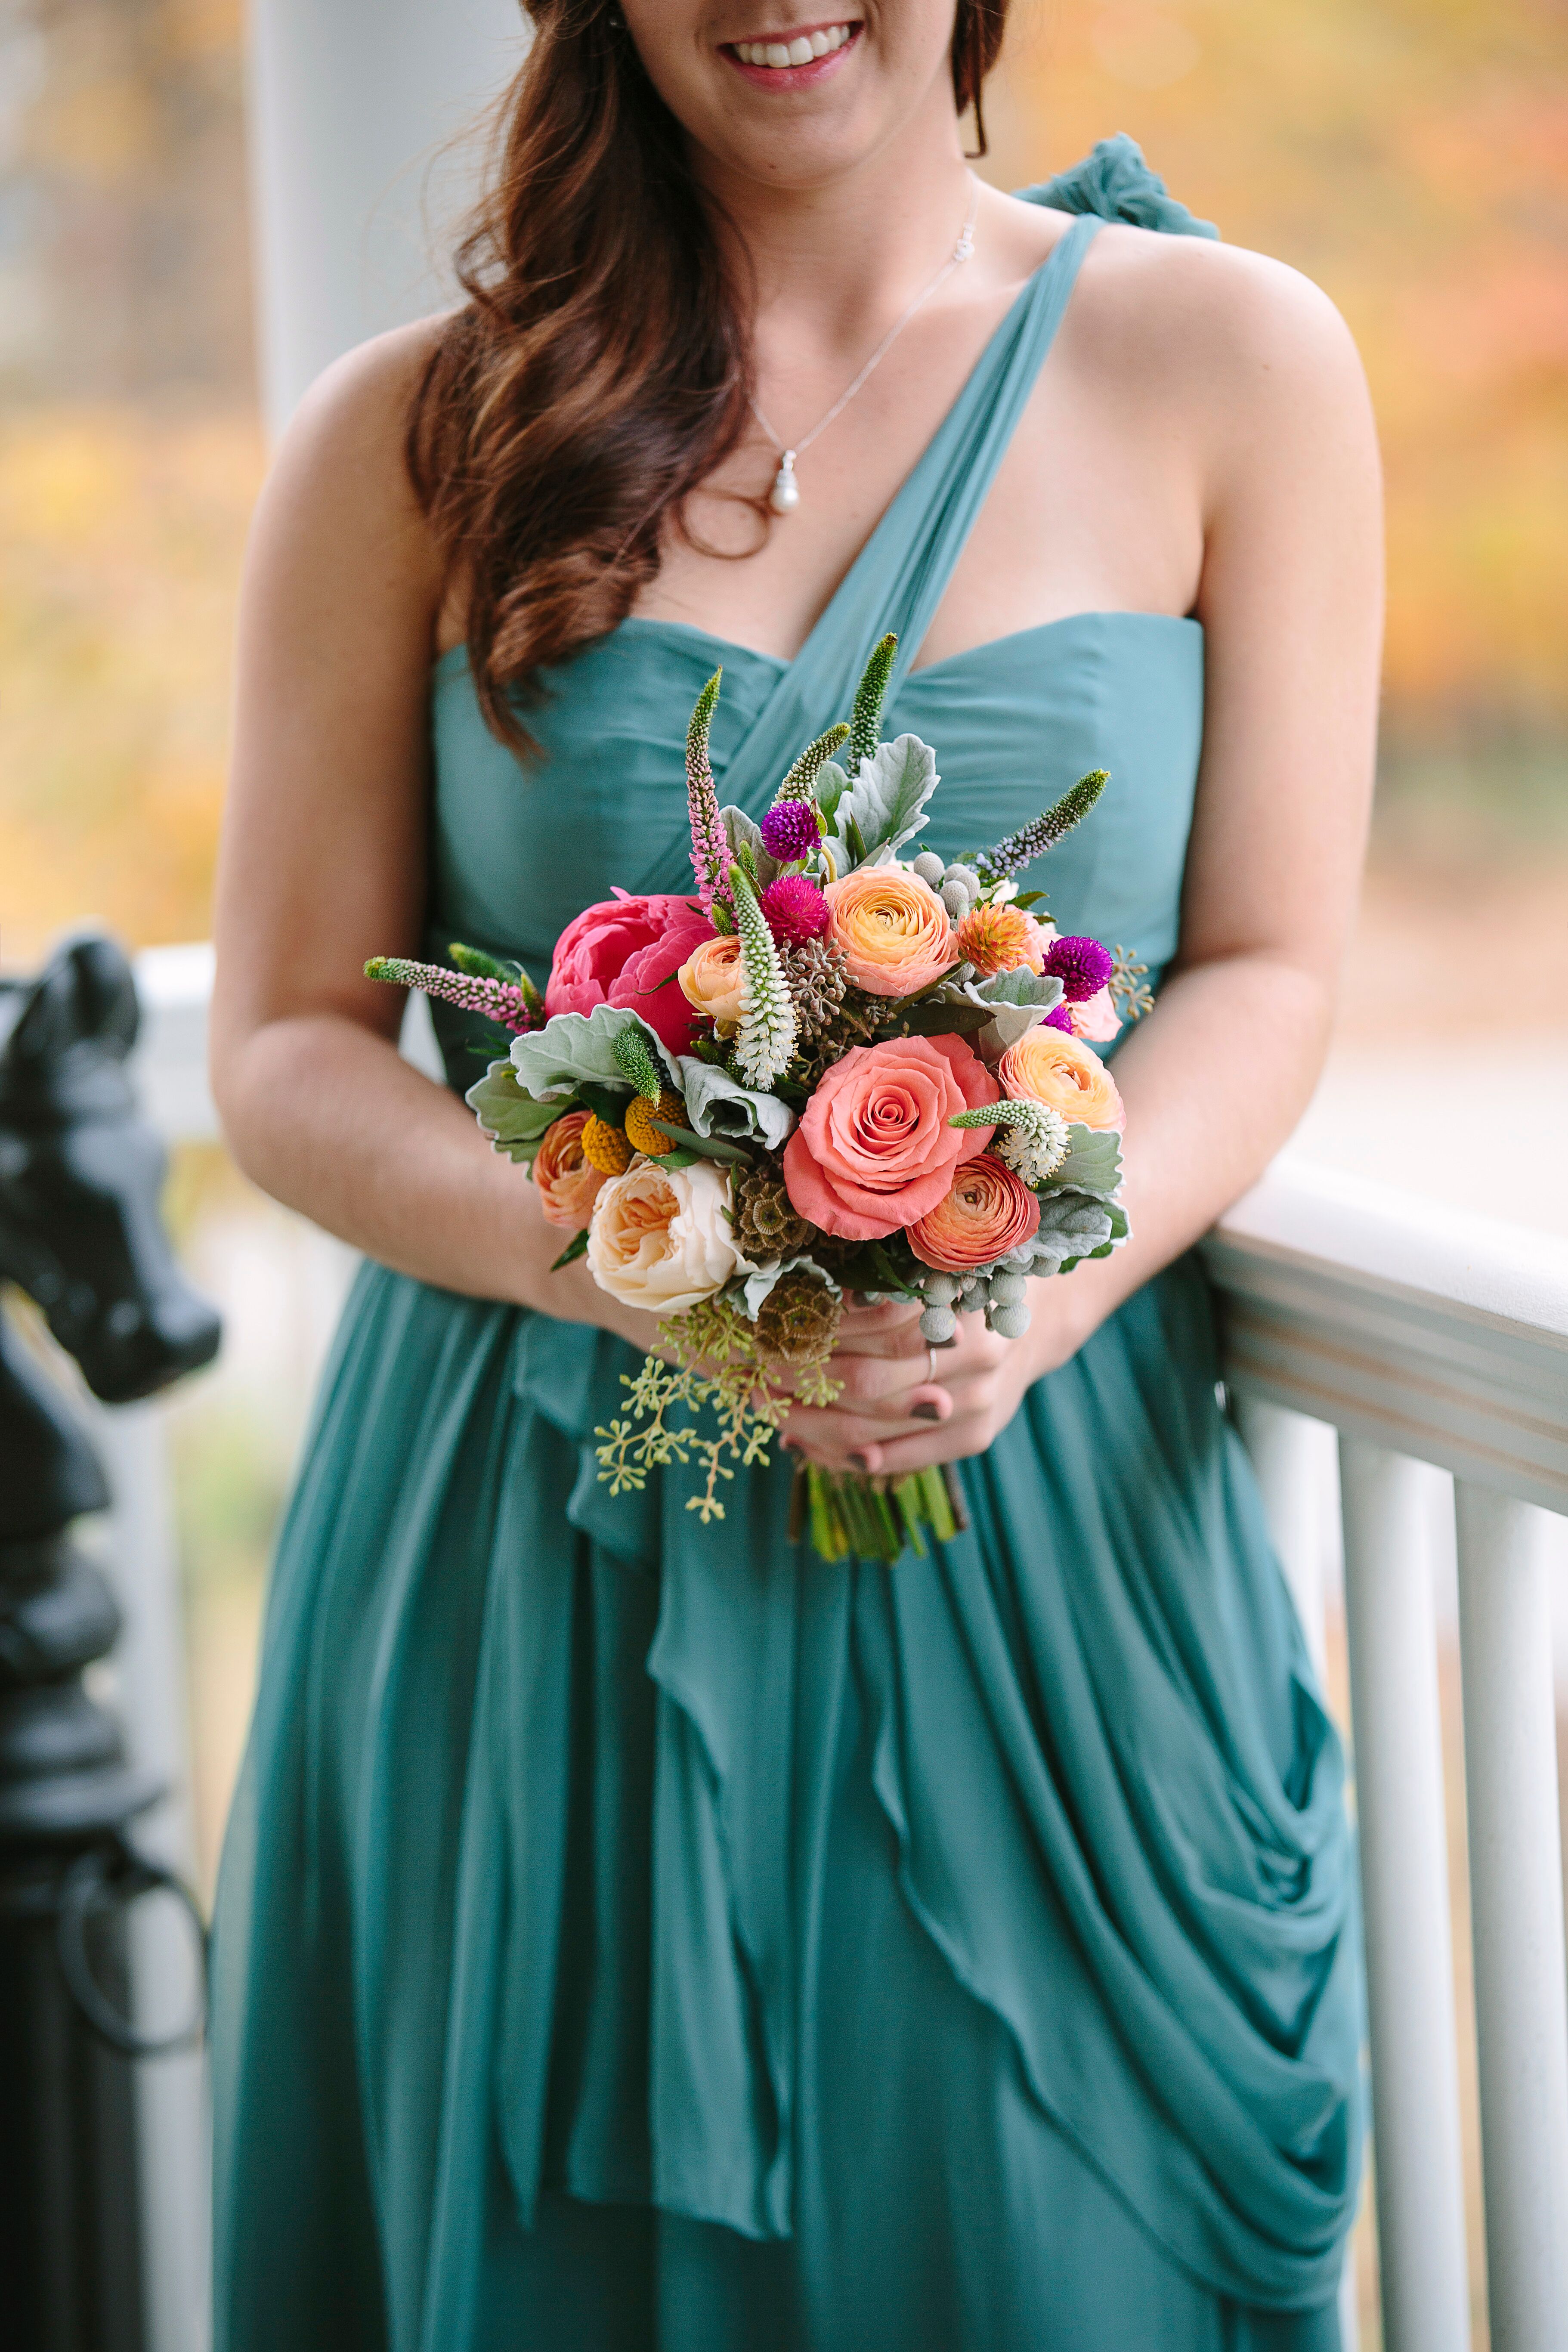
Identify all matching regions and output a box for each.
[246,0,526,435]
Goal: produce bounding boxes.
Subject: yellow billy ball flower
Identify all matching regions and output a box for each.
[580,1114,633,1176]
[623,1091,686,1157]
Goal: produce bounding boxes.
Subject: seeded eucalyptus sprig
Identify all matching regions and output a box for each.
[973,770,1110,883]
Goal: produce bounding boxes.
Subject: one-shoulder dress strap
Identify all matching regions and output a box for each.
[693,215,1101,839]
[636,140,1217,889]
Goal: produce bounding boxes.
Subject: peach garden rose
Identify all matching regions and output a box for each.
[823,866,957,997]
[782,1034,998,1240]
[586,1160,745,1312]
[997,1026,1124,1131]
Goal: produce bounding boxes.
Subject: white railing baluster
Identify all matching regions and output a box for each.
[1454,1482,1568,2352]
[1338,1435,1470,2352]
[1233,1393,1332,1681]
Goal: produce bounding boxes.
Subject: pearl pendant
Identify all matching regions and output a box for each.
[768,452,800,515]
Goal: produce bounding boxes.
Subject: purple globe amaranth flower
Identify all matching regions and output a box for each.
[1043,1004,1075,1034]
[759,800,821,863]
[1043,934,1114,1003]
[759,874,831,945]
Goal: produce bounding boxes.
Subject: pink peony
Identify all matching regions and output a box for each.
[545,889,713,1055]
[782,1033,998,1241]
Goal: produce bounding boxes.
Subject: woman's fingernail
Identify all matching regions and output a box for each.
[910,1401,942,1422]
[849,1450,875,1472]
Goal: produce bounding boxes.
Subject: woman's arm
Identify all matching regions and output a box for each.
[788,242,1384,1472]
[210,328,668,1350]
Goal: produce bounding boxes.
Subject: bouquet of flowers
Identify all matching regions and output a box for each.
[370,635,1140,1562]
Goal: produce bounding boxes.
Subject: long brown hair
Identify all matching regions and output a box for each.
[408,2,1012,752]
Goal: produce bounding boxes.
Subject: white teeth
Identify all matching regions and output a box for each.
[734,24,852,69]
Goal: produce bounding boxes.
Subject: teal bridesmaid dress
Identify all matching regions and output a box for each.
[211,142,1363,2352]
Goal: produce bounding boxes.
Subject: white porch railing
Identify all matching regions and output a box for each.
[104,947,1568,2351]
[1206,1164,1568,2352]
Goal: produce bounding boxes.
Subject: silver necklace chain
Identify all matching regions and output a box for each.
[750,174,980,515]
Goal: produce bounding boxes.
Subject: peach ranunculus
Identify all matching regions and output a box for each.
[532,1109,607,1231]
[781,1034,998,1241]
[823,867,957,997]
[997,1027,1124,1132]
[586,1159,745,1313]
[678,932,748,1029]
[1068,985,1120,1044]
[908,1154,1041,1272]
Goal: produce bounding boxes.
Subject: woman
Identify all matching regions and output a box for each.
[210,4,1381,2346]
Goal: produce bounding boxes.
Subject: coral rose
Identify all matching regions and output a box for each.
[1068,985,1120,1044]
[586,1160,745,1313]
[546,890,713,1055]
[677,932,748,1029]
[823,867,957,997]
[908,1154,1041,1272]
[532,1110,606,1231]
[782,1034,998,1241]
[998,1027,1124,1131]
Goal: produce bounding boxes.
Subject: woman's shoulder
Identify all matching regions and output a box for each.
[239,316,459,674]
[1069,214,1369,442]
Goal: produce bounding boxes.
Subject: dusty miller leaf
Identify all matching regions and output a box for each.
[827,734,939,868]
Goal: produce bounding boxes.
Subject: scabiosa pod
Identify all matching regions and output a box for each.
[950,1097,1070,1185]
[727,861,799,1088]
[364,956,539,1033]
[686,670,733,918]
[846,632,897,772]
[771,723,850,807]
[974,770,1109,883]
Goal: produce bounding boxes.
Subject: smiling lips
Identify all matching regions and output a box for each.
[723,19,860,84]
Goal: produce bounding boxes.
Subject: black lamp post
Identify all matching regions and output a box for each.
[0,935,221,2352]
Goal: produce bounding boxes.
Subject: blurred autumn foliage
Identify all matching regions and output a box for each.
[1,0,1565,966]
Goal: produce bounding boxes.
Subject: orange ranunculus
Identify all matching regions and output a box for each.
[533,1109,607,1231]
[678,932,748,1028]
[823,866,957,997]
[908,1154,1041,1271]
[781,1033,997,1240]
[953,901,1048,979]
[997,1027,1124,1131]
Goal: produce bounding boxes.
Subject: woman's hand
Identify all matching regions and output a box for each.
[781,1282,1092,1479]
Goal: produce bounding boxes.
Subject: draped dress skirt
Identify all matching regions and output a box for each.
[211,142,1364,2352]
